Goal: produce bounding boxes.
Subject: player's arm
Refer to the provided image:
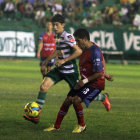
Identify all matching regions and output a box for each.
[103,56,113,81]
[74,72,103,90]
[55,44,82,67]
[37,40,43,58]
[64,44,82,62]
[42,50,63,66]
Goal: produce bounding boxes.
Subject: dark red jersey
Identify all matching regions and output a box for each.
[39,32,56,58]
[79,43,105,90]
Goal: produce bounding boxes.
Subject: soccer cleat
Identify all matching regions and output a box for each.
[72,125,86,133]
[102,93,111,111]
[43,125,60,132]
[23,114,39,124]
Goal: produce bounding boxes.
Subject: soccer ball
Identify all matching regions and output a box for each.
[24,102,41,118]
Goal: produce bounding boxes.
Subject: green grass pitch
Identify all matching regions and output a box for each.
[0,59,140,140]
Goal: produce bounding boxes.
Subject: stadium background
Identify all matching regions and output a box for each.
[0,0,140,140]
[0,0,140,63]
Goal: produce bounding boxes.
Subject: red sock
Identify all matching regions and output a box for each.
[54,103,70,129]
[73,104,85,126]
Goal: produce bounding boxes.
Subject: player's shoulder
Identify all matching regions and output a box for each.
[90,43,102,55]
[40,32,46,37]
[91,43,101,51]
[62,31,75,43]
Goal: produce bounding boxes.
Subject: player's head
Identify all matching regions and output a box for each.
[46,19,53,31]
[51,14,65,34]
[74,28,90,50]
[74,28,90,40]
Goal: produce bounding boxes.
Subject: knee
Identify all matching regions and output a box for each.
[40,83,49,92]
[64,96,73,106]
[73,96,81,106]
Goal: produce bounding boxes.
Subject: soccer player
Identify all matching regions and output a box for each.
[23,14,82,123]
[44,28,113,133]
[37,20,56,78]
[23,14,111,124]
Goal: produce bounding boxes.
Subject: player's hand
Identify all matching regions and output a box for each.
[55,59,65,67]
[57,50,64,56]
[47,66,51,72]
[104,74,113,81]
[74,80,84,90]
[37,52,40,58]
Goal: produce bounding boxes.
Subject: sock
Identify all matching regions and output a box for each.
[73,104,85,126]
[54,103,70,129]
[94,94,105,101]
[36,92,46,109]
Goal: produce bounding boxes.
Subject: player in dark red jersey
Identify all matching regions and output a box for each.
[37,20,56,77]
[44,28,113,133]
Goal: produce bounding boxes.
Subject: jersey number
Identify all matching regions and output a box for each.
[83,88,89,95]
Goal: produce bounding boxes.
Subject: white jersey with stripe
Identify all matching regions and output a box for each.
[55,31,78,74]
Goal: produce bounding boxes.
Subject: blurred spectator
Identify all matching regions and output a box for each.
[17,1,25,19]
[91,0,98,8]
[28,0,35,5]
[120,5,129,24]
[44,1,52,20]
[102,6,110,23]
[112,10,122,28]
[24,1,34,19]
[0,0,140,29]
[120,0,129,4]
[102,5,114,24]
[92,11,103,26]
[133,13,140,29]
[0,7,2,19]
[83,0,91,9]
[4,0,15,21]
[0,0,3,19]
[35,8,45,27]
[74,0,82,14]
[33,0,43,12]
[51,1,63,15]
[63,1,74,23]
[82,16,93,27]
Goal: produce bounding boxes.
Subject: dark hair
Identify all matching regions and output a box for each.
[73,28,90,40]
[51,14,65,23]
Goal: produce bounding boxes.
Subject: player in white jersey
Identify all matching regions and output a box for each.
[23,14,82,123]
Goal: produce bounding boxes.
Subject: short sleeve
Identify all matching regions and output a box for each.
[39,32,45,40]
[90,46,103,72]
[65,34,76,47]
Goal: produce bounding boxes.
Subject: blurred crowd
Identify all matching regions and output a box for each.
[0,0,140,30]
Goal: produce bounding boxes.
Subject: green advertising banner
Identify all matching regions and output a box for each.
[68,27,140,55]
[0,28,140,58]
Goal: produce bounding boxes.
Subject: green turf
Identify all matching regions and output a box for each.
[0,59,140,140]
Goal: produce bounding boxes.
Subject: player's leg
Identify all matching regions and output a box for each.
[36,77,54,108]
[64,72,86,130]
[94,93,111,111]
[40,58,46,78]
[72,96,86,133]
[44,96,73,131]
[72,87,101,133]
[23,77,54,123]
[24,68,62,123]
[36,68,62,109]
[40,66,46,78]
